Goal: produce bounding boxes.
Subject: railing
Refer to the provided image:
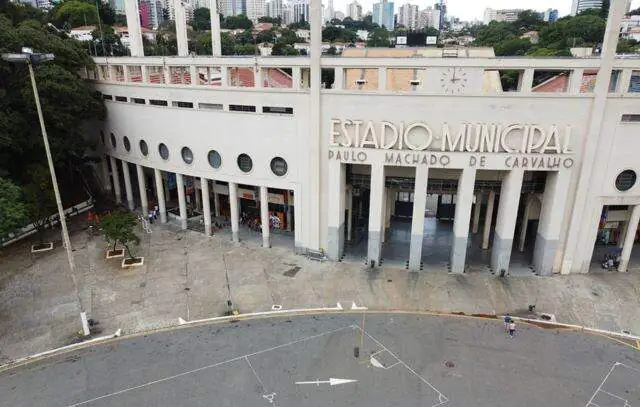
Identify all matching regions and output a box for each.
[83,56,640,96]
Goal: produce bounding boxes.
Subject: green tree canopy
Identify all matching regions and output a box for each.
[0,177,28,243]
[192,7,210,31]
[258,16,281,25]
[221,14,252,29]
[101,211,140,258]
[367,27,390,47]
[0,3,105,185]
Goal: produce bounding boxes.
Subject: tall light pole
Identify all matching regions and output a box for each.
[2,48,91,337]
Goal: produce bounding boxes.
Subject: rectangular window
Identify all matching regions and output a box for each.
[102,94,113,100]
[229,104,256,112]
[629,71,640,92]
[172,101,194,108]
[199,102,223,110]
[149,99,168,106]
[621,114,640,123]
[398,192,411,202]
[262,106,294,114]
[131,98,146,104]
[115,96,127,102]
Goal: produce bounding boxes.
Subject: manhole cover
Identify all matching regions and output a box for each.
[444,360,455,368]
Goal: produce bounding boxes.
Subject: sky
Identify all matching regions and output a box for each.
[328,0,640,22]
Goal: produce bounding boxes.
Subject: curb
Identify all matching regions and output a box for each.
[1,307,638,372]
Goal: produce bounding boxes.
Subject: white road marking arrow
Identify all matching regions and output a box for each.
[295,378,357,386]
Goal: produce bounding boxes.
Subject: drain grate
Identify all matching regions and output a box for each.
[283,266,301,278]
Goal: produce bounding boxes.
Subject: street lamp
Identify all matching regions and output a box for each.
[2,48,91,337]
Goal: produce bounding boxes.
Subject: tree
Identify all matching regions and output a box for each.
[326,45,337,55]
[630,7,640,16]
[192,7,210,31]
[473,21,517,46]
[271,42,299,55]
[22,165,56,244]
[367,27,390,47]
[256,28,276,44]
[617,38,638,53]
[288,20,309,30]
[514,9,543,32]
[279,28,301,44]
[0,177,28,243]
[52,0,98,28]
[101,211,140,259]
[91,25,128,56]
[0,5,105,187]
[322,25,342,42]
[494,38,532,56]
[221,14,252,29]
[258,16,281,25]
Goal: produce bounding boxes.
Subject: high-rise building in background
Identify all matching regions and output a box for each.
[266,0,283,19]
[245,0,265,21]
[483,8,523,24]
[110,0,126,14]
[325,0,334,21]
[543,8,559,22]
[570,0,603,15]
[372,0,394,29]
[34,0,53,10]
[334,10,344,19]
[223,0,246,16]
[139,0,151,27]
[398,3,419,30]
[347,0,362,20]
[282,3,293,24]
[292,0,309,23]
[417,6,440,30]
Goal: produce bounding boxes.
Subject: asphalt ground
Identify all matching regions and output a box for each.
[1,313,639,407]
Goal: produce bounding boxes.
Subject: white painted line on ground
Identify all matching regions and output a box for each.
[63,325,353,407]
[585,362,619,407]
[356,325,449,407]
[0,329,122,372]
[295,378,357,386]
[175,305,345,327]
[514,317,640,341]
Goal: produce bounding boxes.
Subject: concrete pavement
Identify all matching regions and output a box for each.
[2,220,640,362]
[1,314,639,407]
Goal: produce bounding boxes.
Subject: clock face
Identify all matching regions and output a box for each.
[440,67,469,94]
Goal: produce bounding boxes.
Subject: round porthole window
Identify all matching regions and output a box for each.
[181,147,194,164]
[615,170,637,192]
[123,136,131,152]
[158,143,169,160]
[139,140,148,156]
[237,153,253,173]
[110,132,116,148]
[207,150,222,169]
[270,157,288,176]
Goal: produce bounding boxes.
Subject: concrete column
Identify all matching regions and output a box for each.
[122,161,134,210]
[202,178,211,236]
[209,0,221,56]
[491,169,524,275]
[408,165,428,271]
[482,191,495,249]
[333,67,343,90]
[176,173,187,229]
[378,67,387,91]
[569,68,585,94]
[618,205,640,272]
[123,0,144,56]
[213,187,221,217]
[451,168,476,274]
[136,164,148,216]
[347,186,353,241]
[618,208,633,248]
[294,187,303,252]
[287,190,293,232]
[254,68,262,88]
[109,156,122,203]
[292,67,301,89]
[326,160,345,260]
[472,193,481,234]
[518,196,533,252]
[101,156,112,192]
[381,188,387,243]
[308,0,322,250]
[533,171,571,275]
[229,182,240,242]
[174,0,189,56]
[367,164,386,267]
[260,186,271,248]
[154,169,167,223]
[195,184,202,210]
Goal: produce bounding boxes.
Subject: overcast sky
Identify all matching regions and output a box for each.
[328,0,640,22]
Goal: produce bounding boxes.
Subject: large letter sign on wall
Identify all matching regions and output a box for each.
[328,119,575,170]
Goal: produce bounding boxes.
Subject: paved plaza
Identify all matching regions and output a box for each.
[1,314,639,407]
[2,219,640,362]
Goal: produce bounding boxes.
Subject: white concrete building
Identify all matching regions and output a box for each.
[418,6,440,30]
[347,0,362,20]
[85,0,640,276]
[483,8,524,24]
[266,0,283,19]
[571,0,603,15]
[245,0,266,21]
[398,3,419,30]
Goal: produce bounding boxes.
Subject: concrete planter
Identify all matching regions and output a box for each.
[31,243,53,253]
[121,257,144,268]
[106,249,125,259]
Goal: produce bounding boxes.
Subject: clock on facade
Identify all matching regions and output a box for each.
[440,67,469,94]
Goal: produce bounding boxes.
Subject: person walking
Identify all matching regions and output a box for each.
[508,321,516,339]
[503,313,512,332]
